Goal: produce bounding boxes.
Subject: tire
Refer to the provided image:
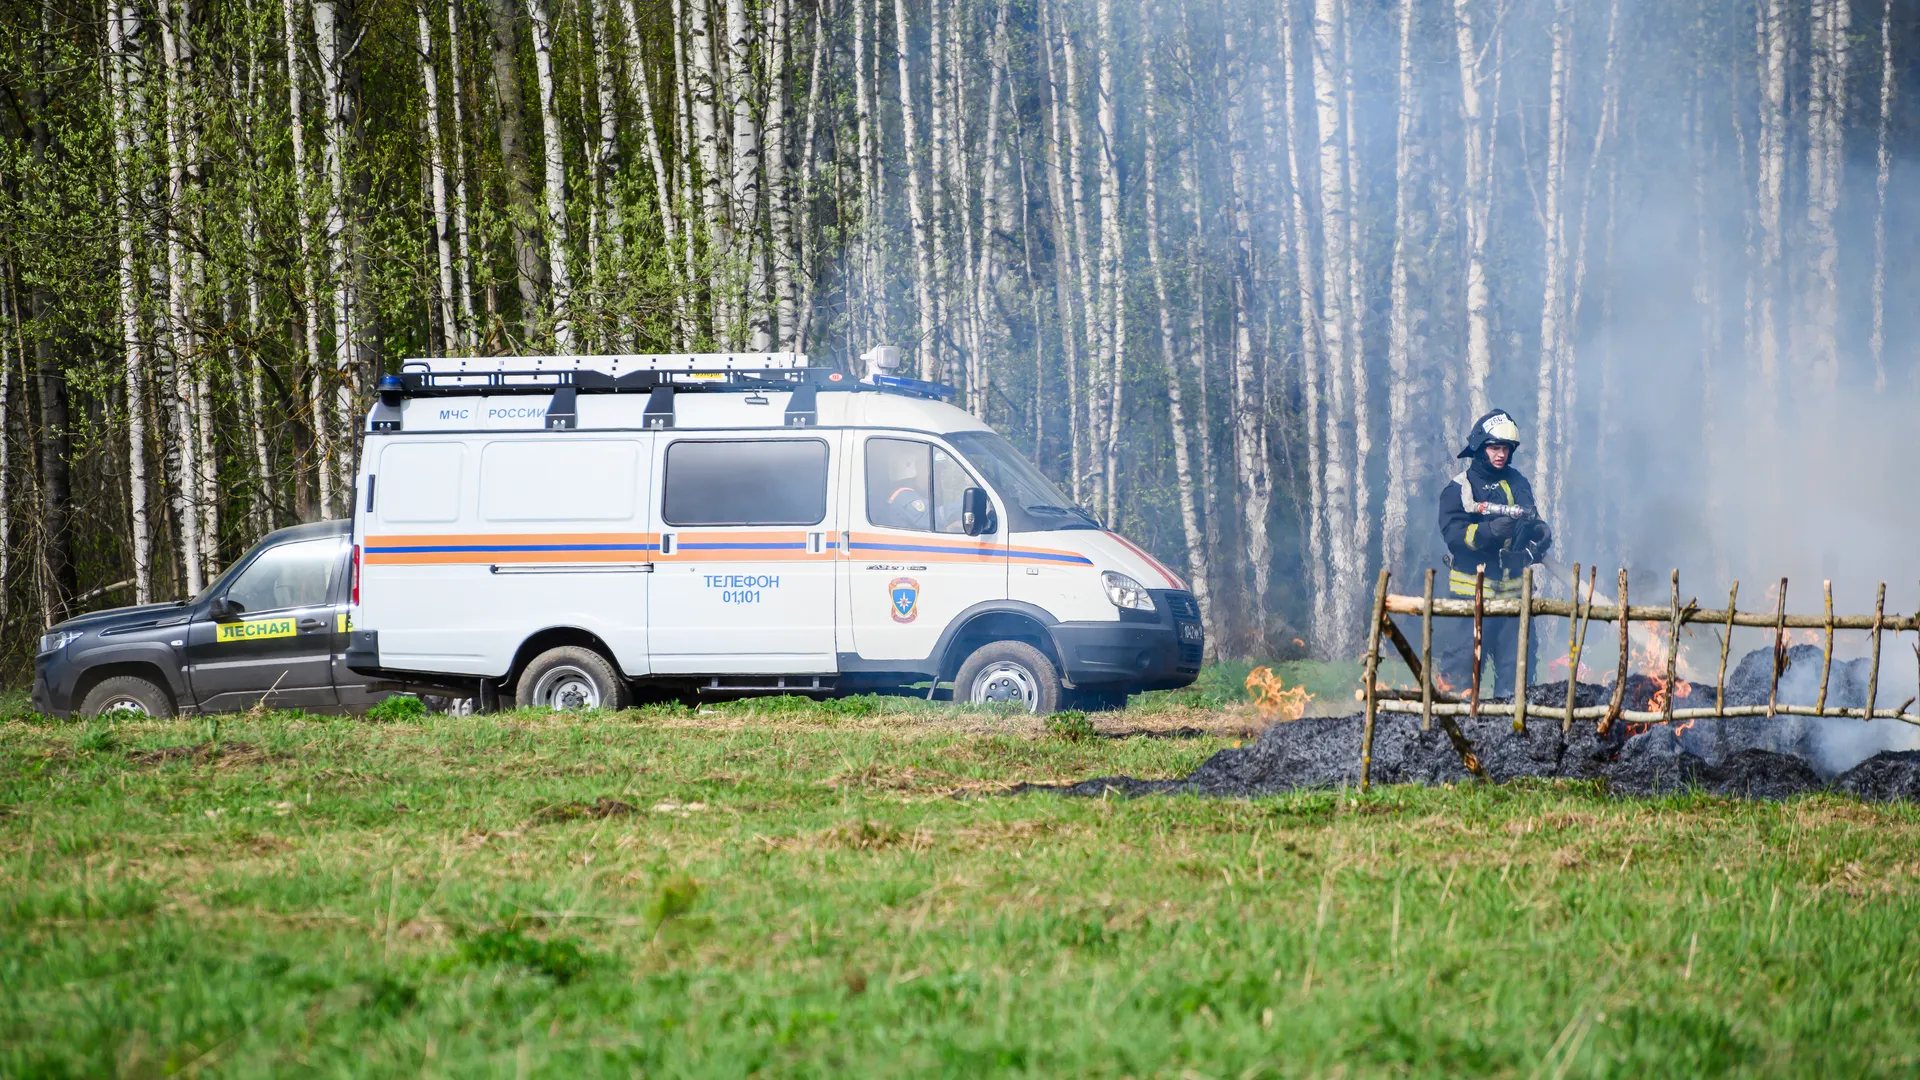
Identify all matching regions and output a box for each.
[78,675,175,718]
[953,641,1062,715]
[513,646,627,711]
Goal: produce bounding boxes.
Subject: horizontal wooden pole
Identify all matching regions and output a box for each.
[1385,594,1920,632]
[1375,700,1920,726]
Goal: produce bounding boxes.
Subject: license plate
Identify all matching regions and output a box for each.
[1179,623,1203,643]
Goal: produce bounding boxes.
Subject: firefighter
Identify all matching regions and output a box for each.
[1435,409,1553,697]
[874,447,932,530]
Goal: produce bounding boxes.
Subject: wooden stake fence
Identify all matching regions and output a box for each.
[1356,570,1920,791]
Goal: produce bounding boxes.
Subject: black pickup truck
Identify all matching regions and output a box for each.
[32,520,419,718]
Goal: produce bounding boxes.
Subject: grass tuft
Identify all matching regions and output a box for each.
[365,694,429,723]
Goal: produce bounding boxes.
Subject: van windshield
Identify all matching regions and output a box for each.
[944,431,1101,532]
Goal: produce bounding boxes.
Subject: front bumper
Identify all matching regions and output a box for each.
[32,651,78,718]
[1050,590,1203,691]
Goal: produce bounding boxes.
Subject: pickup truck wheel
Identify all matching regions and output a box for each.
[78,675,175,718]
[954,641,1061,715]
[515,646,627,711]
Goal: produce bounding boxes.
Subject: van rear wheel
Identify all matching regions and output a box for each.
[515,647,627,711]
[954,641,1061,715]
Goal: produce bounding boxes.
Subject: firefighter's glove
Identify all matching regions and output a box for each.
[1482,515,1519,547]
[1518,520,1553,561]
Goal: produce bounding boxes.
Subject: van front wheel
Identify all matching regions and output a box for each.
[515,646,628,711]
[954,641,1061,715]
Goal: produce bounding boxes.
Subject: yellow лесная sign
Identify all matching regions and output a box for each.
[217,618,297,643]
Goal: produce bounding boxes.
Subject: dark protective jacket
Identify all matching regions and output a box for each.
[1436,456,1550,598]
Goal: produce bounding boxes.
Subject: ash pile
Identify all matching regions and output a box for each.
[1037,646,1920,802]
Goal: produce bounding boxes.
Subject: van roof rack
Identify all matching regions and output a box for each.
[382,352,955,402]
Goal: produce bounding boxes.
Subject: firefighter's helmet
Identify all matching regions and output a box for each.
[1458,409,1522,459]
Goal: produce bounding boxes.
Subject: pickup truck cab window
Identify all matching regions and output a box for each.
[225,537,341,614]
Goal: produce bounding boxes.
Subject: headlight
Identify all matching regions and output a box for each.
[38,630,80,655]
[1101,571,1156,611]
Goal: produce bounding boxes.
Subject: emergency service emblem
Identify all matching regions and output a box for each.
[888,577,920,623]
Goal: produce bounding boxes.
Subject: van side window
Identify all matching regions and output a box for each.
[866,438,974,534]
[662,440,829,526]
[224,538,342,614]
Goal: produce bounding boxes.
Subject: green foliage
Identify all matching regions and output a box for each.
[644,873,701,932]
[1043,710,1096,741]
[458,924,595,985]
[365,694,429,723]
[75,722,119,754]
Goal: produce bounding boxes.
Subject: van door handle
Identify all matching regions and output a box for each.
[298,618,326,630]
[807,532,824,554]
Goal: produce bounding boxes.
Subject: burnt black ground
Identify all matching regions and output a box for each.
[1027,648,1920,803]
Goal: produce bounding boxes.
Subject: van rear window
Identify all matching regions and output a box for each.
[662,440,829,526]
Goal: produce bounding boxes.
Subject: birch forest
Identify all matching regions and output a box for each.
[0,0,1914,670]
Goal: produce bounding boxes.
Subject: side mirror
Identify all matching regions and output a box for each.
[208,595,242,622]
[961,487,992,536]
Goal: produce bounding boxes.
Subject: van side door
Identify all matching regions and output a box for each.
[845,435,1009,664]
[647,436,839,674]
[184,535,346,712]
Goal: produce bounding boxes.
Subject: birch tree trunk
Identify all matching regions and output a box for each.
[446,0,477,349]
[1310,0,1360,654]
[588,0,623,347]
[1142,44,1214,650]
[159,0,205,591]
[239,32,273,530]
[927,0,952,380]
[1453,0,1494,416]
[1279,0,1327,650]
[969,0,1012,420]
[1227,19,1272,648]
[1059,8,1103,507]
[1752,0,1787,399]
[283,0,330,514]
[894,0,936,377]
[792,0,826,349]
[765,0,795,348]
[419,2,459,352]
[1179,139,1217,544]
[0,281,11,617]
[525,0,574,350]
[1339,0,1371,603]
[1381,0,1418,578]
[1800,0,1849,386]
[1094,0,1126,525]
[1869,0,1893,390]
[726,0,766,348]
[485,0,549,336]
[848,0,879,340]
[107,0,153,603]
[1041,0,1083,500]
[313,0,356,506]
[1532,0,1571,544]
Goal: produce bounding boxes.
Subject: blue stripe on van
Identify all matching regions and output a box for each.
[676,542,808,551]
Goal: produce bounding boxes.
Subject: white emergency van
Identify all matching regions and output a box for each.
[344,349,1203,713]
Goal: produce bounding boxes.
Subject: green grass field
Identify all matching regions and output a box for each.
[4,693,1918,1077]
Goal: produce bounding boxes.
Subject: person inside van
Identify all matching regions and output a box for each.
[873,443,933,530]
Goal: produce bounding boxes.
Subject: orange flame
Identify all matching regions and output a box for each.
[1245,666,1313,721]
